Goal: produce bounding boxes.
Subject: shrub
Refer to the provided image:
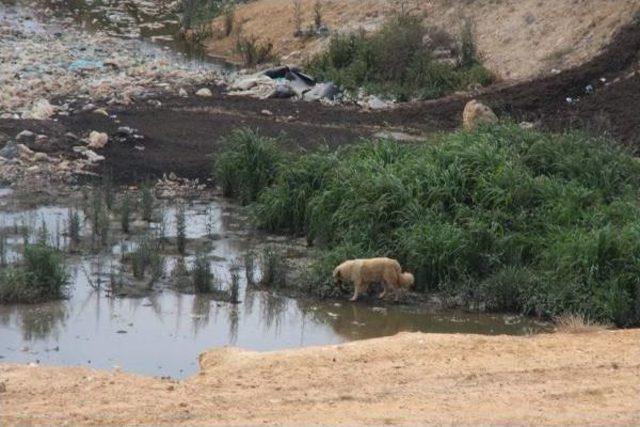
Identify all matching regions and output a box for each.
[0,243,68,303]
[241,125,640,326]
[235,35,276,67]
[215,128,282,204]
[307,13,493,100]
[131,239,164,283]
[67,208,81,247]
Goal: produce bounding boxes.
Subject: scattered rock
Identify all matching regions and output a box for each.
[178,88,188,97]
[519,121,535,130]
[260,109,273,116]
[35,134,48,145]
[27,99,55,120]
[196,88,213,97]
[83,149,105,163]
[88,131,109,149]
[93,108,109,117]
[0,382,5,393]
[462,99,498,131]
[17,144,34,159]
[0,141,18,159]
[33,152,49,162]
[16,130,35,142]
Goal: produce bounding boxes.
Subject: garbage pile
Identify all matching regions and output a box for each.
[226,65,395,110]
[0,5,219,119]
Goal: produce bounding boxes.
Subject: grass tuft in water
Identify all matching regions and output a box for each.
[176,203,187,255]
[192,252,213,293]
[120,193,132,234]
[140,184,154,222]
[259,246,288,288]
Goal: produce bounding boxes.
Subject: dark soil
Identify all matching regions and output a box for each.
[1,14,639,184]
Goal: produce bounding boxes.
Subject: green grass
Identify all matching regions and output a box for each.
[306,13,493,101]
[0,243,68,303]
[215,128,282,205]
[218,124,640,326]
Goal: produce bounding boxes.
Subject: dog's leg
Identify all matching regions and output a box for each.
[379,282,387,299]
[350,281,361,302]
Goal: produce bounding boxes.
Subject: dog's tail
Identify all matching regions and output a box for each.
[399,272,414,288]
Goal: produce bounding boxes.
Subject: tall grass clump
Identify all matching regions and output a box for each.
[242,125,640,326]
[229,263,241,303]
[192,253,213,293]
[307,13,493,100]
[131,239,164,284]
[0,243,68,303]
[176,203,187,255]
[120,193,132,234]
[140,184,154,222]
[215,128,282,204]
[259,246,288,288]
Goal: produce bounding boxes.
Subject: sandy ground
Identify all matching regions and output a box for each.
[206,0,640,81]
[1,329,639,425]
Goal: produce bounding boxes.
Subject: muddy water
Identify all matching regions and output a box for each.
[38,0,234,68]
[0,192,549,379]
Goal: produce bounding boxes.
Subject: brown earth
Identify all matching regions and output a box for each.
[2,4,640,185]
[1,329,639,425]
[206,0,639,81]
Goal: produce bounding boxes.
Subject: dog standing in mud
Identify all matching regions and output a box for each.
[333,257,414,302]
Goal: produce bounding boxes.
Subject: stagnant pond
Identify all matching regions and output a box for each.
[0,188,549,379]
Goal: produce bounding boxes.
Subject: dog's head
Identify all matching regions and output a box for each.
[402,272,415,289]
[332,266,342,284]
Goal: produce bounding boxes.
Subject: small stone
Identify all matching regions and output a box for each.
[17,144,34,159]
[196,88,212,97]
[178,88,188,97]
[35,135,48,145]
[0,382,6,393]
[93,108,109,117]
[88,131,108,149]
[72,145,88,153]
[84,149,105,163]
[33,152,49,162]
[16,130,35,142]
[260,109,273,116]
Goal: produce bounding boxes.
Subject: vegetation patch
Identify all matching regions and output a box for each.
[217,125,640,326]
[307,14,494,101]
[0,243,68,304]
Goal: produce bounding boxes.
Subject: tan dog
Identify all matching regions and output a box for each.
[333,257,414,301]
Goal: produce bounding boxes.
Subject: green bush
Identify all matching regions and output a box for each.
[307,13,493,100]
[0,243,68,303]
[231,125,640,326]
[215,128,282,204]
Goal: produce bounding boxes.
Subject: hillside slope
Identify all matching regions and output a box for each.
[207,0,639,81]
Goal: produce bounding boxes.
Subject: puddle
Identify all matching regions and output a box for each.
[0,192,550,378]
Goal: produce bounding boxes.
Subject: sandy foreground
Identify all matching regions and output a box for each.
[1,330,639,425]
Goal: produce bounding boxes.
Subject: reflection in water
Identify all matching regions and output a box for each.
[0,196,550,378]
[0,302,68,341]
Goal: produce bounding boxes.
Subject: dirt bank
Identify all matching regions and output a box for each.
[207,0,639,81]
[1,329,639,425]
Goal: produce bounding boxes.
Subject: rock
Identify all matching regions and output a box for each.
[88,131,108,149]
[519,121,535,130]
[16,130,35,142]
[26,165,40,173]
[28,99,55,120]
[35,134,48,145]
[260,109,273,116]
[0,141,18,159]
[196,88,213,97]
[116,126,134,136]
[93,108,109,117]
[33,152,49,162]
[365,96,393,110]
[303,82,339,102]
[0,382,5,393]
[72,145,88,153]
[83,149,105,163]
[178,88,188,97]
[17,144,34,159]
[462,100,498,131]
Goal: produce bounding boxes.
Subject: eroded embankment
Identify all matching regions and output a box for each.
[1,330,639,425]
